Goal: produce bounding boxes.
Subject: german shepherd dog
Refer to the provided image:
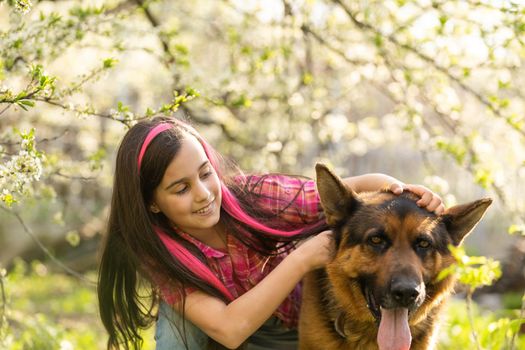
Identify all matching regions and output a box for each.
[298,164,492,350]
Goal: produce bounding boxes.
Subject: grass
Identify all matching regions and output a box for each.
[1,259,155,350]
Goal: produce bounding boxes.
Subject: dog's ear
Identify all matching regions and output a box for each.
[315,163,359,227]
[441,198,492,246]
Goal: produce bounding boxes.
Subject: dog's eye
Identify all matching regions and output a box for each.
[416,239,432,249]
[368,236,384,246]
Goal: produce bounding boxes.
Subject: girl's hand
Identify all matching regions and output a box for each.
[388,182,445,215]
[295,230,334,271]
[341,173,444,215]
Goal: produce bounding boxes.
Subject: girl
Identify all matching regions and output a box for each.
[97,117,443,350]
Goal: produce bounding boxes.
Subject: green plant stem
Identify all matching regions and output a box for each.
[0,271,6,326]
[466,289,482,350]
[509,290,525,350]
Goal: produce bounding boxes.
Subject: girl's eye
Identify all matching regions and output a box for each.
[200,171,212,179]
[175,186,189,195]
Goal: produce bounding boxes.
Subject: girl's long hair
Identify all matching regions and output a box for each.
[97,117,327,349]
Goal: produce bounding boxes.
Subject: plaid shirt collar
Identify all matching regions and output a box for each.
[175,228,228,258]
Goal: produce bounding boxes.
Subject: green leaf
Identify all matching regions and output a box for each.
[145,107,155,117]
[88,148,106,170]
[509,318,525,333]
[174,44,189,55]
[302,72,314,85]
[117,101,129,113]
[437,265,455,281]
[0,192,16,207]
[439,15,448,27]
[15,91,28,99]
[474,168,494,189]
[443,245,502,291]
[66,231,81,247]
[16,99,35,111]
[260,48,275,61]
[18,99,35,107]
[241,46,253,55]
[103,58,118,69]
[184,87,200,98]
[508,224,525,235]
[13,38,23,49]
[435,138,466,164]
[48,12,62,24]
[374,34,383,47]
[232,94,252,108]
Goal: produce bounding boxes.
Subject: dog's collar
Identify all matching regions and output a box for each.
[334,311,347,339]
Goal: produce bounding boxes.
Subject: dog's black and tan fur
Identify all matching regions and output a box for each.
[298,164,492,350]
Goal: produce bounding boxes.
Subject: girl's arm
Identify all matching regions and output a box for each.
[342,173,444,214]
[176,231,333,349]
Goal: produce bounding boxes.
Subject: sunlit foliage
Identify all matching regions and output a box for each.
[1,0,525,348]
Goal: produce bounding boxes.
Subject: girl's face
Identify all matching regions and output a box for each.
[151,135,222,238]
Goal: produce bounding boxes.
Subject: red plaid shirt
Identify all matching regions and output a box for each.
[160,174,323,328]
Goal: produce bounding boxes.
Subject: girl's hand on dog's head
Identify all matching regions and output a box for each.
[402,184,445,215]
[388,181,405,195]
[388,182,444,215]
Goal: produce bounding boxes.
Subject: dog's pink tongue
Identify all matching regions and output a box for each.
[378,307,412,350]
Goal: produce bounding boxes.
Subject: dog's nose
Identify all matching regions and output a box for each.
[391,279,421,307]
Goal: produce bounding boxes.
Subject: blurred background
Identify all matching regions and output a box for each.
[1,0,524,348]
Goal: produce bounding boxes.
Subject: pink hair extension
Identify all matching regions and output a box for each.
[156,227,234,301]
[220,184,304,237]
[198,138,304,238]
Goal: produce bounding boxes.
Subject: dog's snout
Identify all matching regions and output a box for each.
[391,278,421,307]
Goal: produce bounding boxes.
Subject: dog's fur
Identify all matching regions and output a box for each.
[298,164,492,350]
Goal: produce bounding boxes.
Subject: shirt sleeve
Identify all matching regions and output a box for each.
[162,287,199,307]
[149,268,195,306]
[240,174,323,226]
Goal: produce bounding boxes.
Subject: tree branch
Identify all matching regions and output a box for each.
[331,0,525,138]
[0,206,96,286]
[300,24,371,66]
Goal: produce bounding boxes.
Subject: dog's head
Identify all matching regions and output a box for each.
[315,163,492,350]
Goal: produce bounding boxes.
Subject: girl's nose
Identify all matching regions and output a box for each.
[195,181,212,202]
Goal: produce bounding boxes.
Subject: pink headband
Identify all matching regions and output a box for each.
[137,123,172,171]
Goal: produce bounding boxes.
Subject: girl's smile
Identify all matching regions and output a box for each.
[193,198,216,215]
